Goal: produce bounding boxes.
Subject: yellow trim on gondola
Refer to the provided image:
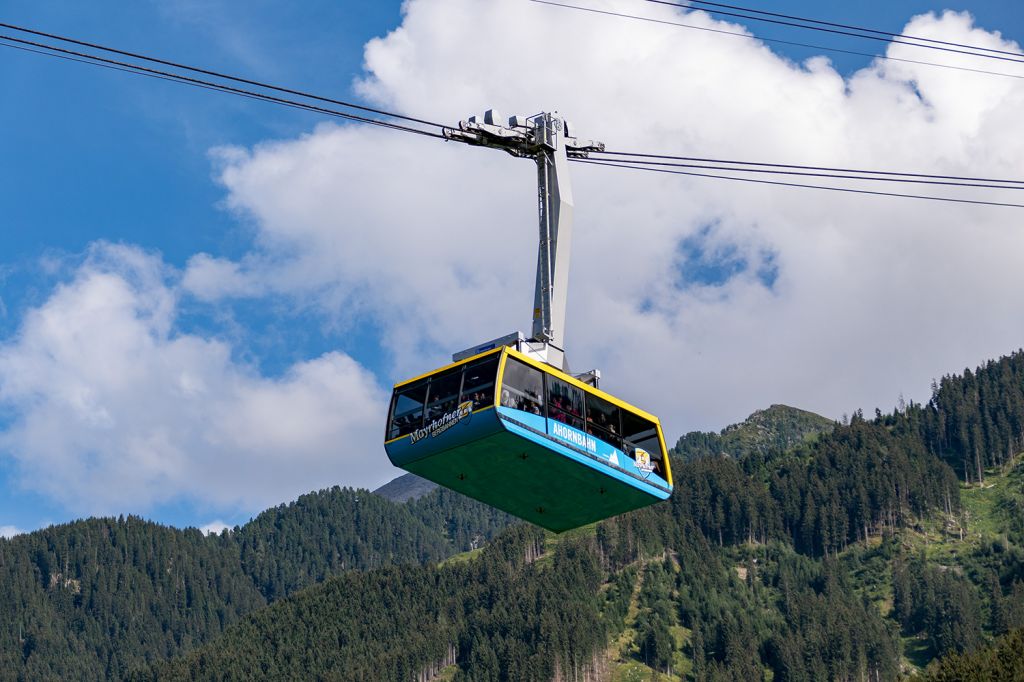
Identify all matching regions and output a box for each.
[392,347,503,389]
[388,345,675,489]
[495,350,509,410]
[502,347,673,487]
[502,347,662,425]
[655,423,674,488]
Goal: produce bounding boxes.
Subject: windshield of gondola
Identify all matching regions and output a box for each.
[424,368,461,422]
[387,354,499,440]
[388,380,428,439]
[462,355,499,410]
[499,357,544,415]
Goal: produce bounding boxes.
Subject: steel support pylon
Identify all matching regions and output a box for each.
[532,113,573,370]
[445,110,603,374]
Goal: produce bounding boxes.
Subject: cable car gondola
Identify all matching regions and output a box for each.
[383,110,675,531]
[384,342,672,532]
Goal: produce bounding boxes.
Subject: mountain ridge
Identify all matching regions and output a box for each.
[672,402,835,462]
[374,472,438,503]
[7,349,1024,679]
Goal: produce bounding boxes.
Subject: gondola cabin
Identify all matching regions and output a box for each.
[384,346,673,532]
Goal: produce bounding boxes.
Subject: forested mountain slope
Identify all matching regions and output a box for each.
[144,349,1024,680]
[921,627,1024,681]
[235,485,512,600]
[0,518,265,682]
[902,350,1024,484]
[7,349,1024,680]
[147,458,1024,681]
[142,503,905,681]
[0,486,513,681]
[135,526,613,681]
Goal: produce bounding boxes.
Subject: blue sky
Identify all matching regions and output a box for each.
[1,0,1022,535]
[1,1,409,533]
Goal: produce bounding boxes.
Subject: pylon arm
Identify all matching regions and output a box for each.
[444,110,604,159]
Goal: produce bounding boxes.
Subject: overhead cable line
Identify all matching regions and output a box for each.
[528,1,1024,80]
[642,0,1024,65]
[0,34,446,140]
[0,21,448,130]
[591,151,1024,187]
[573,159,1024,209]
[0,39,334,113]
[3,21,1020,209]
[675,0,1024,59]
[583,157,1024,191]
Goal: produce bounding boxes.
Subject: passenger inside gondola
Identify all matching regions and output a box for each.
[585,392,622,449]
[501,357,545,416]
[547,376,584,430]
[461,355,498,409]
[389,380,428,439]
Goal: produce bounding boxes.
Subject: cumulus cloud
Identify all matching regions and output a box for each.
[181,253,264,301]
[183,0,1024,438]
[0,525,22,539]
[0,243,395,516]
[200,127,535,375]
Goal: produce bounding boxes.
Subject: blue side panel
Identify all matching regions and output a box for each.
[546,419,618,460]
[496,406,670,499]
[385,405,501,468]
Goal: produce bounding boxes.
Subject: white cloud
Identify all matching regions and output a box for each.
[0,243,396,516]
[201,127,534,375]
[181,253,263,301]
[0,525,22,539]
[199,520,231,535]
[184,0,1024,439]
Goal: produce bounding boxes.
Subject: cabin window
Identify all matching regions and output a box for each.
[500,357,544,415]
[621,411,663,474]
[585,393,622,449]
[424,368,462,422]
[461,355,499,410]
[389,380,428,439]
[547,376,585,430]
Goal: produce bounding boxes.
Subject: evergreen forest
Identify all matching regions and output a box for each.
[4,349,1024,680]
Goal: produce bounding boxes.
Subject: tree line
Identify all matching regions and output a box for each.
[0,485,514,681]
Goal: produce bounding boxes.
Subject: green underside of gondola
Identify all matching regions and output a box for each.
[403,431,663,533]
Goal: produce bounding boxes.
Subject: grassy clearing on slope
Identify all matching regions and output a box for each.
[892,458,1024,575]
[961,458,1024,540]
[438,546,483,567]
[606,558,662,681]
[611,660,675,681]
[669,624,693,679]
[962,477,1010,539]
